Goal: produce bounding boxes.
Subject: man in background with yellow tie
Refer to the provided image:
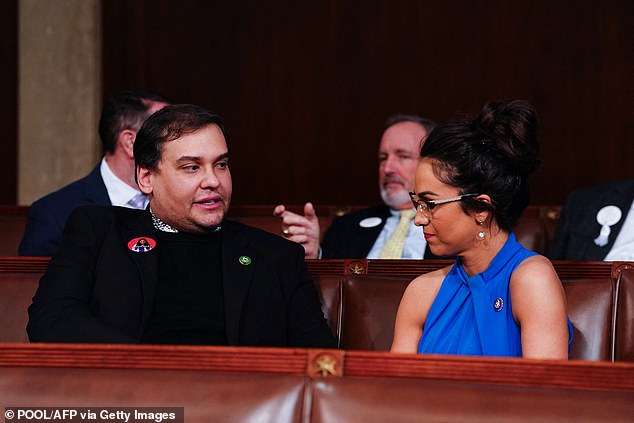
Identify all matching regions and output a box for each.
[274,114,436,259]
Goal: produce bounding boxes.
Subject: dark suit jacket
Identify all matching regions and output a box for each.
[19,165,111,256]
[548,179,634,260]
[27,206,336,348]
[321,205,437,259]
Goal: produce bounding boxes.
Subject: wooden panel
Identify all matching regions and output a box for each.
[0,272,40,342]
[3,3,631,210]
[0,343,632,392]
[0,256,49,273]
[0,205,28,255]
[0,0,17,203]
[0,256,615,279]
[305,259,615,279]
[102,1,632,206]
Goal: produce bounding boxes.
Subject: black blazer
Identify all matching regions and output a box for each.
[19,165,111,256]
[548,179,634,260]
[27,206,336,348]
[321,204,437,259]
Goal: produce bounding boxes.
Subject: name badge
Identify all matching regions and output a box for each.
[359,217,382,228]
[594,205,622,247]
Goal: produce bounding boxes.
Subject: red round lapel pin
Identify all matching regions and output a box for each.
[128,237,156,253]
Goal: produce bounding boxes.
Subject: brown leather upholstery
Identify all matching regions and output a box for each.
[0,272,39,342]
[312,275,342,341]
[339,276,408,351]
[2,367,306,422]
[0,257,628,363]
[563,278,615,360]
[615,268,634,361]
[512,206,561,254]
[514,207,547,253]
[311,376,633,423]
[338,274,615,360]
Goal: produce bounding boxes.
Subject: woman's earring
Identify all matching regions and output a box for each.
[476,220,486,240]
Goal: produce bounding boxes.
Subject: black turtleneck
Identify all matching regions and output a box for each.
[141,229,227,345]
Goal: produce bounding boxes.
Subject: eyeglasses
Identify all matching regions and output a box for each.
[409,192,479,218]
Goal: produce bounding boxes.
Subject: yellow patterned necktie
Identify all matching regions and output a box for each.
[380,209,415,259]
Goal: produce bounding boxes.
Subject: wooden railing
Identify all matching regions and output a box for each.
[0,343,632,422]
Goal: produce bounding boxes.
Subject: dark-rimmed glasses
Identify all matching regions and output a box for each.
[409,192,479,218]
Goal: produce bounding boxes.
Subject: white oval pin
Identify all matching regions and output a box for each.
[359,217,382,228]
[596,205,622,227]
[594,205,622,247]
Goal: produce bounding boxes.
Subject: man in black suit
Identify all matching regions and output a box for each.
[27,104,336,348]
[19,90,171,256]
[549,179,634,261]
[274,115,436,259]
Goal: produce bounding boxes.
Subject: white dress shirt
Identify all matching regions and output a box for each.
[100,158,148,209]
[366,208,427,259]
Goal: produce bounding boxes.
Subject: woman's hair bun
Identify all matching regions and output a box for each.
[475,99,540,176]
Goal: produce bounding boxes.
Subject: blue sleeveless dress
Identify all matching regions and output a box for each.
[417,233,571,357]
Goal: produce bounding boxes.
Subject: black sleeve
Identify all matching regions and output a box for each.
[320,214,350,259]
[287,244,337,348]
[18,199,64,257]
[27,207,137,343]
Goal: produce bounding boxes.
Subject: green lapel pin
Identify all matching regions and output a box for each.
[239,255,252,265]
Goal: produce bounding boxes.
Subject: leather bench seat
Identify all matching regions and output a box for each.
[0,258,630,363]
[1,366,307,423]
[0,271,40,342]
[615,268,634,361]
[310,375,633,423]
[337,274,616,360]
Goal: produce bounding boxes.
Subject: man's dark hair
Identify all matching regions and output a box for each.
[385,114,436,134]
[98,90,173,154]
[134,104,230,172]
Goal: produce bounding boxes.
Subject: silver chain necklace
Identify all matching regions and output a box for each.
[150,208,179,233]
[149,208,222,233]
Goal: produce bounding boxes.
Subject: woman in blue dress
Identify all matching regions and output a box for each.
[391,99,570,359]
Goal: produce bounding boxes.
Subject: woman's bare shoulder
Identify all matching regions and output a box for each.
[407,265,453,296]
[512,254,560,285]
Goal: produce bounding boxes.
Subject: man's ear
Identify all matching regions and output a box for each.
[117,129,137,159]
[136,166,153,195]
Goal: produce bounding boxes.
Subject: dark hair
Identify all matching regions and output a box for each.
[420,99,540,230]
[385,114,436,134]
[134,104,230,172]
[98,90,173,154]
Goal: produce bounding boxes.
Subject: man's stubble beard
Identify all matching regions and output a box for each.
[380,186,410,209]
